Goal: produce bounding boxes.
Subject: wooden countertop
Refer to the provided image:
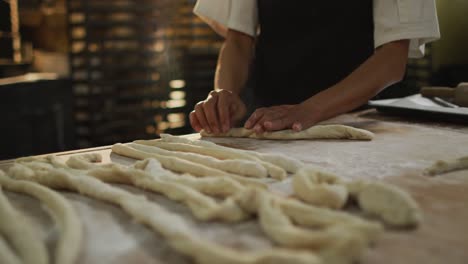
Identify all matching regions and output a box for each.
[1,110,467,264]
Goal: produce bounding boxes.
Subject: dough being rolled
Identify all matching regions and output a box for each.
[201,125,374,141]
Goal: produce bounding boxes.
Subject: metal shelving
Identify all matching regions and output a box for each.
[67,0,221,148]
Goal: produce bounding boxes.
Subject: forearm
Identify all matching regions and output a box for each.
[304,40,410,122]
[214,30,255,95]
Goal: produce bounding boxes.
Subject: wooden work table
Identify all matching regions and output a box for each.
[1,110,467,264]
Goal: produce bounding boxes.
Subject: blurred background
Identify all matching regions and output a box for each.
[0,0,466,159]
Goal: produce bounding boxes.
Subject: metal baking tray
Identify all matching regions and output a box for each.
[368,94,468,123]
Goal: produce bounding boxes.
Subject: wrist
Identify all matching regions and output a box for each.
[214,87,241,96]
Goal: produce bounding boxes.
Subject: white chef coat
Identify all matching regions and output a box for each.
[194,0,440,58]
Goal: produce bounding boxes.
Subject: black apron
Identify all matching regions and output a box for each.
[253,1,374,107]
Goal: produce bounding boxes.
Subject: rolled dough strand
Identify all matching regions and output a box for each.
[200,125,374,141]
[160,134,304,173]
[256,189,349,248]
[346,180,422,227]
[11,160,321,264]
[240,189,370,264]
[129,143,268,178]
[0,183,49,264]
[0,232,22,264]
[67,155,246,198]
[65,156,248,222]
[246,152,304,174]
[292,167,349,209]
[277,196,383,244]
[134,140,287,180]
[112,143,267,188]
[134,159,246,197]
[424,156,468,176]
[0,172,82,264]
[167,175,244,197]
[234,188,382,243]
[92,168,248,222]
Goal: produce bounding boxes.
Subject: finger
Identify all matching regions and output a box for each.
[245,108,266,129]
[194,103,212,133]
[203,96,222,134]
[253,113,274,134]
[253,123,265,134]
[217,93,230,132]
[189,111,202,132]
[255,109,286,132]
[264,115,294,131]
[250,109,281,134]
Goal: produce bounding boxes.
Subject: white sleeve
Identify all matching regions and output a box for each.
[373,0,441,58]
[193,0,258,37]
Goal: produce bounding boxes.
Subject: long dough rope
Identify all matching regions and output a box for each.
[112,143,268,188]
[67,153,246,198]
[128,143,268,178]
[138,161,246,197]
[0,171,83,264]
[424,156,468,176]
[133,140,288,179]
[159,133,304,173]
[65,155,248,222]
[0,181,49,264]
[200,125,374,140]
[9,159,323,264]
[64,154,383,264]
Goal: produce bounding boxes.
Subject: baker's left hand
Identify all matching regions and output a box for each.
[244,103,321,133]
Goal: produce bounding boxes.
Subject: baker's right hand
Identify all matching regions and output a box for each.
[189,90,247,134]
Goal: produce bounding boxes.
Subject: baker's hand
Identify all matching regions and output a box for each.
[244,103,321,133]
[190,90,247,134]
